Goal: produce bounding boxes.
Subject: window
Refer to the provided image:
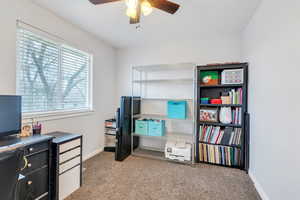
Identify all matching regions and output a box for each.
[17,28,92,114]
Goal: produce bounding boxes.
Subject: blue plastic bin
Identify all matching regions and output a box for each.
[135,120,148,135]
[167,101,187,119]
[148,120,165,137]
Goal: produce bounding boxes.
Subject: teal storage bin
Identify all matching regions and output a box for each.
[135,120,148,135]
[148,120,165,137]
[167,101,187,119]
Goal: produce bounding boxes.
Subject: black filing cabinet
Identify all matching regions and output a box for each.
[17,135,53,200]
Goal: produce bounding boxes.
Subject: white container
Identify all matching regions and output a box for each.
[221,69,244,84]
[165,141,192,162]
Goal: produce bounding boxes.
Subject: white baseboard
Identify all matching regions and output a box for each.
[249,171,270,200]
[83,148,103,162]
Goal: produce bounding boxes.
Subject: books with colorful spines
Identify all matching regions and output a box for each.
[230,148,234,166]
[215,146,219,164]
[234,128,242,146]
[211,127,220,143]
[221,127,233,145]
[221,147,225,165]
[224,147,228,165]
[231,129,236,145]
[233,148,238,166]
[235,90,238,104]
[239,108,241,124]
[236,108,238,124]
[200,126,203,141]
[209,127,215,143]
[210,145,215,163]
[215,129,223,144]
[206,145,210,163]
[203,144,208,162]
[211,145,215,163]
[199,144,203,161]
[216,130,224,144]
[229,131,234,145]
[218,147,222,164]
[204,126,211,142]
[239,88,243,104]
[227,147,231,166]
[199,125,204,141]
[203,126,207,141]
[200,126,206,141]
[238,129,242,145]
[206,126,212,142]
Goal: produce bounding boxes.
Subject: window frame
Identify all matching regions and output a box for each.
[16,24,94,119]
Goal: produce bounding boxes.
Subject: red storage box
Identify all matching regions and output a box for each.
[211,99,222,104]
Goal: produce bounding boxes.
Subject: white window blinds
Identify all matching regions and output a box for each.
[17,28,91,114]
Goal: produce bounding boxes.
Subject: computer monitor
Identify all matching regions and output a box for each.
[0,96,21,138]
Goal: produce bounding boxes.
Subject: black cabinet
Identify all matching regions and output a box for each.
[10,135,53,200]
[19,167,49,199]
[21,151,48,175]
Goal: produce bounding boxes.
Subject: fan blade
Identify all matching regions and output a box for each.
[88,0,121,5]
[148,0,180,14]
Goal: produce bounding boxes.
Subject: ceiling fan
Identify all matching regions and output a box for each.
[88,0,180,24]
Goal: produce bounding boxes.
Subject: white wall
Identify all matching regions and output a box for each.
[116,36,242,99]
[243,1,300,199]
[1,0,116,159]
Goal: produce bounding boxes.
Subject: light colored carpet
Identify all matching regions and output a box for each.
[66,152,260,200]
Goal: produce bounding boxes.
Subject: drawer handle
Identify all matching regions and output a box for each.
[27,181,33,185]
[21,156,28,171]
[29,147,34,152]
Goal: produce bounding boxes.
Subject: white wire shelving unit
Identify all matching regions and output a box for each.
[131,63,197,165]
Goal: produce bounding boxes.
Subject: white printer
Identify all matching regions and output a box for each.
[165,140,192,162]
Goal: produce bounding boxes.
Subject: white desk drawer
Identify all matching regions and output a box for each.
[59,165,80,200]
[59,147,81,164]
[59,157,80,174]
[59,139,81,153]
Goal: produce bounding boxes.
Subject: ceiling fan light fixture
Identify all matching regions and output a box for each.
[125,0,139,18]
[141,0,153,16]
[125,0,138,9]
[126,7,137,18]
[88,0,179,24]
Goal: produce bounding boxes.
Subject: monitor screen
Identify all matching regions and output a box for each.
[0,96,21,137]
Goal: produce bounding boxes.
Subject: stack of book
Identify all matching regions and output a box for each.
[199,143,241,166]
[232,107,242,125]
[229,88,243,104]
[199,126,242,146]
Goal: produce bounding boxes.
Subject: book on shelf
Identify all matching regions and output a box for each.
[228,88,243,104]
[199,125,242,146]
[199,143,241,166]
[232,107,242,125]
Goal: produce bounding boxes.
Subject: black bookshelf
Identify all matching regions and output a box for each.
[196,63,249,172]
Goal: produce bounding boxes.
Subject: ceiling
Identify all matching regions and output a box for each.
[32,0,261,48]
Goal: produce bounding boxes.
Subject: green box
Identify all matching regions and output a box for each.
[200,71,220,85]
[135,120,148,135]
[148,120,165,137]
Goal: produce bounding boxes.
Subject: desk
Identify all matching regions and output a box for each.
[0,135,53,200]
